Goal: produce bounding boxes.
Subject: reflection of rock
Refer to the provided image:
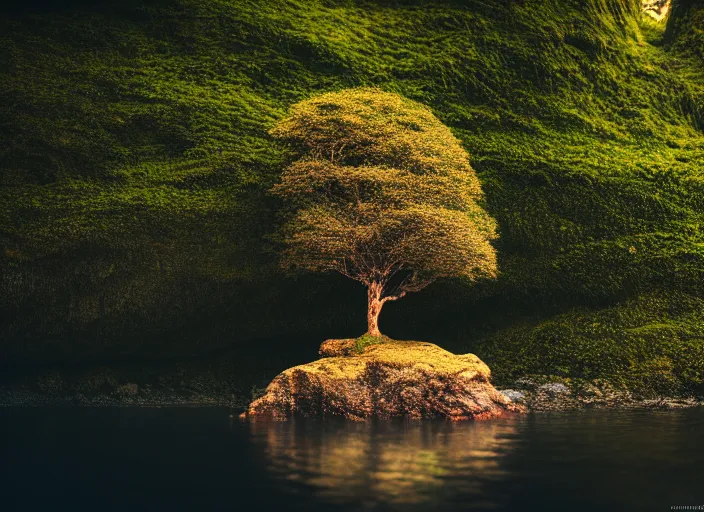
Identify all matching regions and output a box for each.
[249,418,519,507]
[243,340,525,420]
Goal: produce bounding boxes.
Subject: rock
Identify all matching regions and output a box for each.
[506,382,575,411]
[499,389,526,403]
[242,340,525,421]
[579,383,604,398]
[504,377,655,410]
[116,382,139,396]
[537,382,570,396]
[640,397,702,409]
[319,338,357,357]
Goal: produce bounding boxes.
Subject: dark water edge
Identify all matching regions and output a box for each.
[2,407,703,512]
[0,389,244,407]
[1,387,701,411]
[2,340,701,412]
[0,338,321,409]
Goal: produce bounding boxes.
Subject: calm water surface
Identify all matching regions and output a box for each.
[2,407,703,511]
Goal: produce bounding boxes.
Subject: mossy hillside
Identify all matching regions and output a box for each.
[478,291,704,396]
[1,0,704,394]
[667,0,704,57]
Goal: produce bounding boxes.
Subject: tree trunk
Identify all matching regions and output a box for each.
[367,281,383,336]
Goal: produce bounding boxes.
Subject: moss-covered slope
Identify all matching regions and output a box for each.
[1,0,704,394]
[478,291,704,395]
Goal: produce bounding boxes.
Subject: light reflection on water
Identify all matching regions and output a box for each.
[3,407,704,511]
[249,417,521,509]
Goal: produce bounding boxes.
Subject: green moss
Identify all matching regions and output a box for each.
[288,339,490,379]
[354,334,389,354]
[476,291,704,396]
[1,0,704,395]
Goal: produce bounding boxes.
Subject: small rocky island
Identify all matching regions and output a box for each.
[242,338,524,421]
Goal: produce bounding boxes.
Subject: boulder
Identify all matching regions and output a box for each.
[499,389,526,403]
[537,382,570,396]
[242,339,525,421]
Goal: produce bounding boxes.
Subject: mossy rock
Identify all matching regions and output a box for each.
[319,335,391,357]
[243,340,524,421]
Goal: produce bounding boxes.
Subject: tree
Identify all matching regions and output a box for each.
[270,87,498,336]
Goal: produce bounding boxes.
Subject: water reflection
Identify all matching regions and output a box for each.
[248,418,520,509]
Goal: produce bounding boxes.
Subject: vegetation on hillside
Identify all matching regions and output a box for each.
[481,291,704,395]
[1,0,704,395]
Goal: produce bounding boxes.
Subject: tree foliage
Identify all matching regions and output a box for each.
[270,88,498,333]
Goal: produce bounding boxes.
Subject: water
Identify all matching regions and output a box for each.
[2,408,703,511]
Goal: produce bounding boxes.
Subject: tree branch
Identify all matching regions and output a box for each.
[400,277,434,294]
[380,291,406,304]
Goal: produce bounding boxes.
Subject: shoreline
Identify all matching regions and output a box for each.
[496,380,704,411]
[0,389,245,408]
[2,388,701,411]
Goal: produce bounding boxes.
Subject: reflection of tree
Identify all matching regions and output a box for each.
[249,419,519,508]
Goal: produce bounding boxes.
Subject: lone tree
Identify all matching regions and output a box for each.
[270,88,498,336]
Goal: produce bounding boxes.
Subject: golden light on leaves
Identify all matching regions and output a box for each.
[271,87,498,334]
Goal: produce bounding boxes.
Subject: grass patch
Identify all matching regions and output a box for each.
[354,334,390,354]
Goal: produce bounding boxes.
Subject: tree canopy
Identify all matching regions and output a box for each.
[270,88,498,335]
